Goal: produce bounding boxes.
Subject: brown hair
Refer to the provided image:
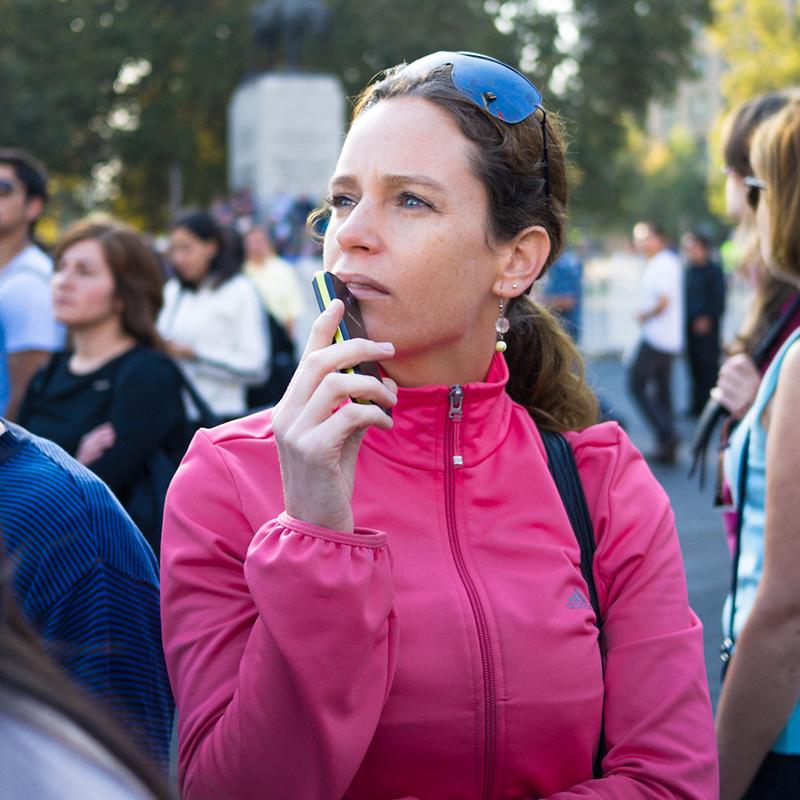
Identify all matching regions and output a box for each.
[720,90,800,356]
[751,99,800,282]
[54,217,166,349]
[345,60,597,432]
[721,91,800,178]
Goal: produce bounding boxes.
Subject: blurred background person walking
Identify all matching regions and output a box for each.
[159,211,268,422]
[682,230,725,417]
[18,218,190,553]
[0,149,63,421]
[628,220,684,464]
[540,247,583,343]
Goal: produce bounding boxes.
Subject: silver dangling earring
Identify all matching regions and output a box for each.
[495,291,510,353]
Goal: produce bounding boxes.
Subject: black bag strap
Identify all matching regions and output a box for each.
[541,430,601,626]
[689,291,800,486]
[541,429,605,778]
[720,428,750,674]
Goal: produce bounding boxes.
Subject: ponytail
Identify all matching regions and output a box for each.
[504,297,598,432]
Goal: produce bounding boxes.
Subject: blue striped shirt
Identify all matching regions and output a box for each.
[0,420,173,769]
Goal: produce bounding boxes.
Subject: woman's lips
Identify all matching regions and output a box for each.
[337,273,390,299]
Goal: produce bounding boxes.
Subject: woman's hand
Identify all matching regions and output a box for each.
[76,422,116,465]
[164,340,197,360]
[710,352,761,418]
[271,300,397,533]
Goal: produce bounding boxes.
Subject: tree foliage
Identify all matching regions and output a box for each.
[1,0,711,229]
[705,0,800,216]
[711,0,800,102]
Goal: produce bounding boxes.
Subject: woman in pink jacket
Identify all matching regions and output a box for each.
[161,52,718,799]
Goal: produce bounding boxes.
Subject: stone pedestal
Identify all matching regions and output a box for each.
[228,72,345,216]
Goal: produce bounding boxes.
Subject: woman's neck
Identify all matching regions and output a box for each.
[69,318,137,375]
[384,332,497,389]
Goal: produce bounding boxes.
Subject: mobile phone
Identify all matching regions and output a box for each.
[311,271,390,414]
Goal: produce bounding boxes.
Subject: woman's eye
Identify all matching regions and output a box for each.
[397,192,430,210]
[328,194,356,210]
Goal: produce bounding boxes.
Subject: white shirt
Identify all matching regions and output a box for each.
[639,248,684,354]
[158,275,268,418]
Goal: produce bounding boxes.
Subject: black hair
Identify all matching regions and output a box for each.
[0,149,49,237]
[686,229,711,249]
[0,148,48,202]
[171,211,241,290]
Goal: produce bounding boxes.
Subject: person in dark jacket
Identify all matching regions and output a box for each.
[19,217,190,553]
[682,230,726,416]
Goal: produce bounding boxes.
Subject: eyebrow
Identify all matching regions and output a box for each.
[329,173,448,195]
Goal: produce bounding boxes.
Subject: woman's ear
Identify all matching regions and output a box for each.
[493,225,550,297]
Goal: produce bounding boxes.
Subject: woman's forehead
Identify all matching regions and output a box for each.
[339,96,475,178]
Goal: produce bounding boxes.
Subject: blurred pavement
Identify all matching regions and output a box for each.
[586,353,730,707]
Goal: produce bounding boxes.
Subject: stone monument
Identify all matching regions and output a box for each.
[228,0,343,219]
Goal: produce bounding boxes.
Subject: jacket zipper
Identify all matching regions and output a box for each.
[445,385,496,800]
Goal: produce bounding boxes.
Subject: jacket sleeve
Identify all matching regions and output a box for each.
[547,424,718,800]
[160,430,398,800]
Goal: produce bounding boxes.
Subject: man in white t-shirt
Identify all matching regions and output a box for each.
[0,149,63,420]
[628,221,685,464]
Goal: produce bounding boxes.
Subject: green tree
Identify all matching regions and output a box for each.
[1,0,711,229]
[506,0,712,229]
[705,0,800,215]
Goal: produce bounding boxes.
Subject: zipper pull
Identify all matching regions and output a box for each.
[448,384,464,420]
[448,385,464,467]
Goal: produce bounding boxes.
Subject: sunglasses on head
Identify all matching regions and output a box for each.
[400,51,550,197]
[0,178,20,198]
[743,175,767,211]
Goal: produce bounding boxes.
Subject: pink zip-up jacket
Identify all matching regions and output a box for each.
[161,354,718,800]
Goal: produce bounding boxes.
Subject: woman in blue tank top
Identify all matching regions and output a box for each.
[715,98,800,799]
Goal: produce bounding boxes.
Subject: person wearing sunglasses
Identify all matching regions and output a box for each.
[161,51,716,799]
[714,99,800,800]
[0,149,64,422]
[710,90,800,428]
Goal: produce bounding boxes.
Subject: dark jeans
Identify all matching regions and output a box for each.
[687,329,721,416]
[743,752,800,798]
[628,341,676,447]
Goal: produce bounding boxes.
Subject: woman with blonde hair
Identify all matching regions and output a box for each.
[161,52,716,799]
[715,99,800,798]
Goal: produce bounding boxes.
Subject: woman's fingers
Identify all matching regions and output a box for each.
[302,298,346,356]
[300,398,394,458]
[292,371,397,431]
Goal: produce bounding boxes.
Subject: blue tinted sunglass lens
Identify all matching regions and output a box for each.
[449,55,541,123]
[403,51,541,124]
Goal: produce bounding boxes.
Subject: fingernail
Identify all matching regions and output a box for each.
[378,342,394,353]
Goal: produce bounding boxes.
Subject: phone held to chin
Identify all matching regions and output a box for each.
[311,270,391,416]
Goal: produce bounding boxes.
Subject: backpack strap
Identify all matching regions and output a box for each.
[541,429,605,778]
[541,430,601,627]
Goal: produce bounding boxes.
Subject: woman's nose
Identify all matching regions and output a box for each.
[334,201,382,254]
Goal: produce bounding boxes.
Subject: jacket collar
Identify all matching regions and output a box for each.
[363,353,514,471]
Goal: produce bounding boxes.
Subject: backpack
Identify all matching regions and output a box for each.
[246,310,298,410]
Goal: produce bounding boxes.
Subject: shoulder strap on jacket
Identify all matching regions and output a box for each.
[541,430,601,628]
[541,429,606,777]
